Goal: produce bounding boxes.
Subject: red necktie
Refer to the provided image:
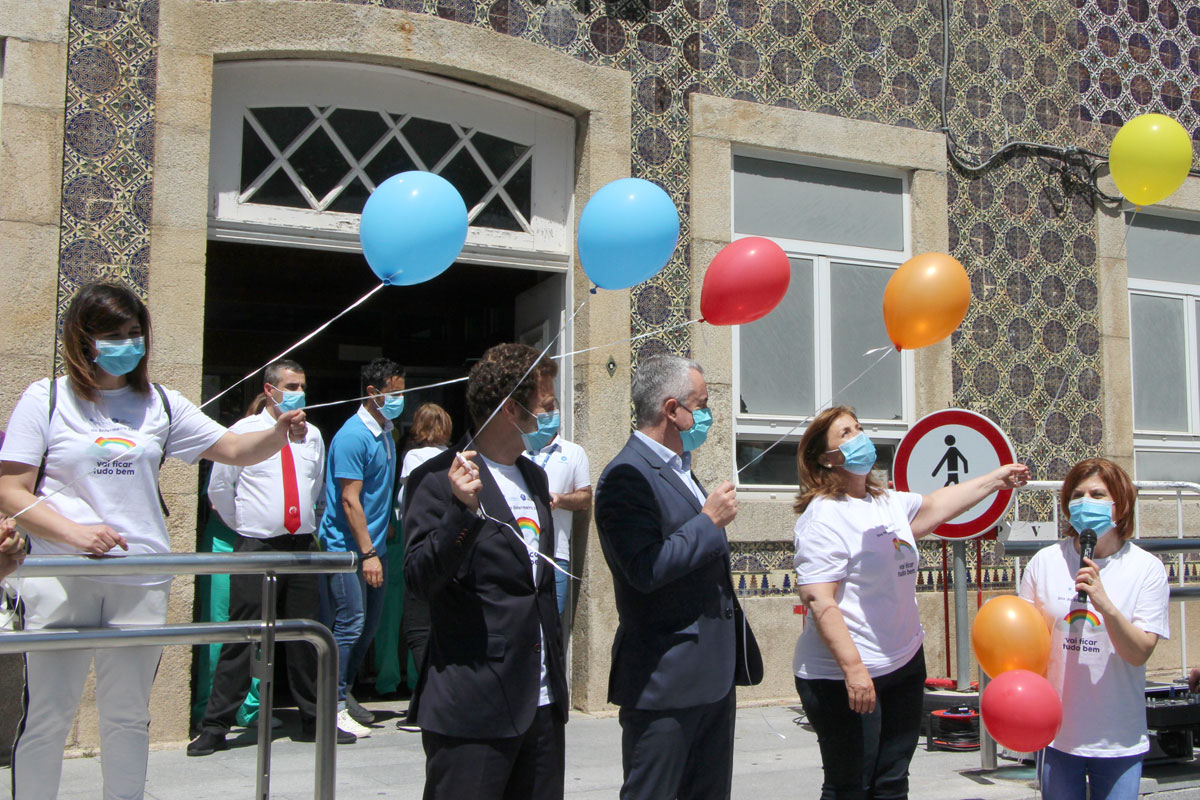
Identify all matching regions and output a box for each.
[280,443,301,534]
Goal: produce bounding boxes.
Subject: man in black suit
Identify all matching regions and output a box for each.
[404,343,567,800]
[595,354,761,800]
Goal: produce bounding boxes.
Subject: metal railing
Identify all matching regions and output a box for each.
[3,551,357,800]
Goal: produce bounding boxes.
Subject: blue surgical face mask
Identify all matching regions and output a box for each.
[830,432,877,475]
[93,337,146,377]
[378,392,405,420]
[519,408,561,452]
[271,387,306,413]
[1068,497,1115,536]
[679,407,713,452]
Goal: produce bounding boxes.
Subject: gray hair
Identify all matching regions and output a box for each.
[632,355,703,428]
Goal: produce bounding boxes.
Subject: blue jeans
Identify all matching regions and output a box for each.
[325,560,388,706]
[1040,747,1143,800]
[555,558,570,616]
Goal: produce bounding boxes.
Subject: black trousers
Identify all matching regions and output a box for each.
[618,687,736,800]
[795,647,927,800]
[201,533,320,733]
[421,704,565,800]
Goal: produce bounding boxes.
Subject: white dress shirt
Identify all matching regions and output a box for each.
[633,430,706,506]
[208,409,326,538]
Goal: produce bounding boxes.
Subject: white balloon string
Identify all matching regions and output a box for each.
[199,282,386,411]
[462,298,589,454]
[11,282,389,522]
[734,347,896,478]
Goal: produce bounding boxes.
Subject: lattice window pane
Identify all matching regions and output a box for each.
[327,177,372,214]
[440,147,492,210]
[290,126,350,201]
[329,109,390,161]
[365,138,418,186]
[508,158,532,223]
[253,169,307,209]
[253,107,314,151]
[472,130,529,178]
[475,195,522,231]
[239,117,275,193]
[401,117,457,170]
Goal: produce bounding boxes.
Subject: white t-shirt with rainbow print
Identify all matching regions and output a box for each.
[479,454,553,707]
[1020,537,1169,757]
[792,489,925,680]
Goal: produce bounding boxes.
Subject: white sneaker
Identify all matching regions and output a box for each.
[337,708,372,738]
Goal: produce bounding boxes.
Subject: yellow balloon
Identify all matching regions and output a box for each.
[1109,113,1194,207]
[882,252,970,350]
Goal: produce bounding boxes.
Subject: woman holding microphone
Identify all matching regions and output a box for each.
[792,406,1027,799]
[1019,458,1168,800]
[0,282,306,800]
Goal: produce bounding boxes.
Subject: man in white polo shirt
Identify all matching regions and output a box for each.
[188,360,354,755]
[523,401,591,617]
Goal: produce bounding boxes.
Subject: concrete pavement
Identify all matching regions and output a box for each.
[16,697,1200,799]
[27,699,1049,800]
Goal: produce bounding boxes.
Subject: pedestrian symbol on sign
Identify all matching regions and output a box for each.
[932,435,968,486]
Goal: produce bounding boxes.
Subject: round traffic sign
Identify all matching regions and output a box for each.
[893,409,1016,540]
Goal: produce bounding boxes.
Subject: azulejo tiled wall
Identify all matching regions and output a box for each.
[59,0,158,353]
[56,0,1200,587]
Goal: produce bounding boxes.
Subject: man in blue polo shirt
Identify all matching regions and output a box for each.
[319,357,405,738]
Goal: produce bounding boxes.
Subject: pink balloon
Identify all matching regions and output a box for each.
[700,237,791,326]
[981,669,1062,752]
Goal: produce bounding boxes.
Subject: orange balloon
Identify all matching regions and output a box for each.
[971,595,1051,678]
[882,252,970,350]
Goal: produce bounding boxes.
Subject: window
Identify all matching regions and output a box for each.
[732,153,913,488]
[1128,212,1200,482]
[209,61,574,267]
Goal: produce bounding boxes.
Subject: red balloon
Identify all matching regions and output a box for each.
[981,670,1062,752]
[700,237,791,326]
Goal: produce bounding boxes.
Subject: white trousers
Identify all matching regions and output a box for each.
[13,577,169,800]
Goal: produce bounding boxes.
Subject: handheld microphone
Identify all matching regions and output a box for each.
[1075,528,1097,603]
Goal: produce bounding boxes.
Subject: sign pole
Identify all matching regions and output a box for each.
[953,540,970,691]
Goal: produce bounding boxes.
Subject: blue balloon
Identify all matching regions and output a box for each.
[359,171,468,285]
[578,178,680,290]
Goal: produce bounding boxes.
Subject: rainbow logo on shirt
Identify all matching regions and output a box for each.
[86,436,140,460]
[1064,608,1101,627]
[892,538,916,558]
[95,436,136,450]
[516,517,540,541]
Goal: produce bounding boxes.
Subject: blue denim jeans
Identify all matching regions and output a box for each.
[325,560,388,706]
[1040,747,1143,800]
[555,558,570,616]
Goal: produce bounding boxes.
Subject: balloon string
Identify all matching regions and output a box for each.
[1022,206,1138,464]
[463,297,590,454]
[201,282,386,411]
[734,347,895,478]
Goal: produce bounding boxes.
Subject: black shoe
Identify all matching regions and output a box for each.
[187,730,227,757]
[296,721,358,745]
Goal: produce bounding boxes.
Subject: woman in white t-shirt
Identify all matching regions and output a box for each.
[1019,458,1168,800]
[792,406,1028,800]
[0,282,307,800]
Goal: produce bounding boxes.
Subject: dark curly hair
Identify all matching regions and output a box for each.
[466,343,558,428]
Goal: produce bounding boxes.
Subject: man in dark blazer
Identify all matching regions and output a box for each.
[404,343,568,800]
[595,354,761,800]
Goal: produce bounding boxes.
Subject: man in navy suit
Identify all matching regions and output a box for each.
[595,354,761,800]
[404,343,568,800]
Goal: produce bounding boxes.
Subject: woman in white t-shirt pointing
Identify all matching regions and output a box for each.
[792,406,1027,800]
[1019,458,1168,800]
[0,282,306,800]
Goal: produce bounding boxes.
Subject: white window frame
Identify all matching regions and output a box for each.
[730,149,915,491]
[1129,279,1200,468]
[208,60,575,271]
